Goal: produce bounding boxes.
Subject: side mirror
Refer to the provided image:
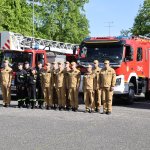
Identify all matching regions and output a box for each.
[80,47,87,58]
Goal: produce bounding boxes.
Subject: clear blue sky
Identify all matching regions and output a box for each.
[85,0,144,36]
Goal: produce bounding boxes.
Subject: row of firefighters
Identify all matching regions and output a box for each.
[0,59,116,115]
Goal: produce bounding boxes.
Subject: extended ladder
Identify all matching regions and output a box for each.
[13,33,79,54]
[0,31,79,55]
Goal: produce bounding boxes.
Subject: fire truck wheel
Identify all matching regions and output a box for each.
[145,92,150,100]
[126,85,135,104]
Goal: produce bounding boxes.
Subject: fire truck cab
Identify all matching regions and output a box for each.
[78,36,150,103]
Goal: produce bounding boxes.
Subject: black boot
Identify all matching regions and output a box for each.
[107,112,111,115]
[30,101,35,109]
[46,105,49,110]
[3,104,8,107]
[25,98,30,108]
[18,101,21,108]
[59,106,62,111]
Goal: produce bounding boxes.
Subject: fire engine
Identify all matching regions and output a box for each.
[0,31,79,95]
[78,35,150,103]
[0,31,79,70]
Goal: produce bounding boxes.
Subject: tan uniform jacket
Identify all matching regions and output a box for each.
[41,70,52,88]
[100,67,116,88]
[0,66,13,86]
[68,69,81,88]
[83,72,95,91]
[63,68,71,89]
[51,69,58,88]
[56,69,65,88]
[93,67,101,90]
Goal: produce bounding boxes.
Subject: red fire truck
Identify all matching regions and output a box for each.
[0,31,78,95]
[0,31,79,69]
[77,35,150,103]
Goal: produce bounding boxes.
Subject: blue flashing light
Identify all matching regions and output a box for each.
[116,35,130,40]
[34,43,39,50]
[83,37,91,41]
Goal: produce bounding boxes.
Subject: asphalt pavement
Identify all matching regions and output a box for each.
[0,99,150,150]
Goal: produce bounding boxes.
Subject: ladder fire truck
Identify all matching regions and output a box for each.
[0,31,79,95]
[78,35,150,103]
[0,31,79,70]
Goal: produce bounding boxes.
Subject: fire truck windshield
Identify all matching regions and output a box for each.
[0,51,33,71]
[79,43,123,64]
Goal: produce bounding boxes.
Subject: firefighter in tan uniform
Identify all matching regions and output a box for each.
[100,60,116,115]
[64,61,71,110]
[83,64,95,113]
[56,62,66,110]
[68,62,81,112]
[41,63,52,110]
[0,60,13,107]
[51,62,58,109]
[93,60,101,112]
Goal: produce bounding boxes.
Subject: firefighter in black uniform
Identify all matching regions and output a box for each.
[28,68,37,109]
[24,61,31,108]
[15,63,27,108]
[36,62,44,108]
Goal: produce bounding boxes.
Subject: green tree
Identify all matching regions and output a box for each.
[0,0,89,43]
[120,29,131,36]
[0,0,33,36]
[132,0,150,35]
[37,0,90,43]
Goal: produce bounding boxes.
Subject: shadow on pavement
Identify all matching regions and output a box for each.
[0,94,150,110]
[113,97,150,110]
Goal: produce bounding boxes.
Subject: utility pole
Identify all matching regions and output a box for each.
[32,0,34,37]
[105,22,113,36]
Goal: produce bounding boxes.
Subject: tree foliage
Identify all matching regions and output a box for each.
[132,0,150,35]
[0,0,89,43]
[120,29,131,36]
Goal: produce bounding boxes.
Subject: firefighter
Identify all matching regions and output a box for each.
[28,68,37,109]
[15,63,27,108]
[83,64,95,113]
[0,60,13,107]
[64,61,71,111]
[41,63,52,110]
[24,61,31,108]
[93,60,101,112]
[36,62,44,108]
[100,60,116,115]
[56,62,65,111]
[68,62,81,112]
[51,62,58,109]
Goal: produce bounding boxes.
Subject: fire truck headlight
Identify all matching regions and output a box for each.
[116,78,121,86]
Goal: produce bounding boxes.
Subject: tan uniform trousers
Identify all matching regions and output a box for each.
[69,87,78,109]
[43,87,52,106]
[51,87,58,106]
[1,84,11,105]
[84,89,95,110]
[102,87,113,112]
[57,87,66,107]
[94,89,101,110]
[65,88,70,108]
